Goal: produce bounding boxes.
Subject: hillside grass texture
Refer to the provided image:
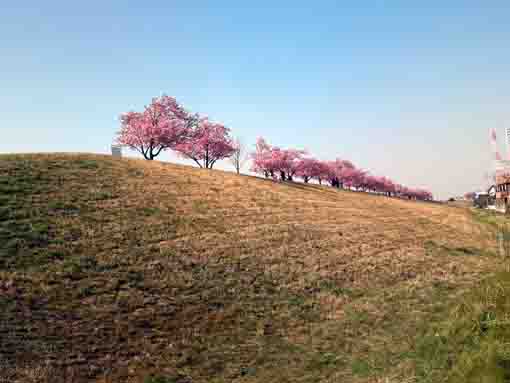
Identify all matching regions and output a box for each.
[0,153,507,383]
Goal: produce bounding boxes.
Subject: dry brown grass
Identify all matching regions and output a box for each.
[0,153,503,383]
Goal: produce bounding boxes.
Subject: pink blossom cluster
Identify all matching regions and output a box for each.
[117,95,193,160]
[117,95,235,168]
[251,137,433,201]
[174,117,236,169]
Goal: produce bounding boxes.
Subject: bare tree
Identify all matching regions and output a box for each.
[230,137,247,174]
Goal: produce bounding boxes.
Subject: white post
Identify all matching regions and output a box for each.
[111,145,122,158]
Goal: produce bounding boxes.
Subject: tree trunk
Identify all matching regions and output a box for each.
[191,158,203,168]
[143,150,154,160]
[208,159,217,169]
[148,140,155,160]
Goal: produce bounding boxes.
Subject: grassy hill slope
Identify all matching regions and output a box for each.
[0,154,504,383]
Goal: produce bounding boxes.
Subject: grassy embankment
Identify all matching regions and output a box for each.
[0,153,507,382]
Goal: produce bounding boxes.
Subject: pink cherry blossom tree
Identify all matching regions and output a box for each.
[416,189,433,200]
[364,175,381,193]
[296,158,322,183]
[174,118,236,169]
[380,177,396,196]
[273,148,306,181]
[325,159,356,188]
[343,168,368,190]
[313,161,331,185]
[325,160,340,188]
[117,95,196,160]
[251,138,305,181]
[251,137,277,178]
[394,183,404,198]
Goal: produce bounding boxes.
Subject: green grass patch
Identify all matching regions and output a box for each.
[0,207,11,221]
[92,190,115,201]
[62,255,99,275]
[425,240,495,258]
[406,270,510,383]
[76,159,100,169]
[287,294,321,321]
[306,351,344,373]
[48,200,77,210]
[140,207,162,216]
[317,279,364,297]
[192,200,209,213]
[345,308,371,326]
[471,209,510,231]
[0,182,33,195]
[128,168,145,178]
[0,216,57,270]
[351,358,373,376]
[144,376,180,383]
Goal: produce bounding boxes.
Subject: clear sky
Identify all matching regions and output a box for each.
[2,1,509,199]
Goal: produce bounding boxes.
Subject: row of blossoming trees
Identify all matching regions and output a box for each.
[251,138,433,200]
[116,95,433,201]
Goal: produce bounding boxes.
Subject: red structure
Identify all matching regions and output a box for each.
[495,171,510,212]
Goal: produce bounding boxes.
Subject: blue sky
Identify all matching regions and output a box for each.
[1,1,510,199]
